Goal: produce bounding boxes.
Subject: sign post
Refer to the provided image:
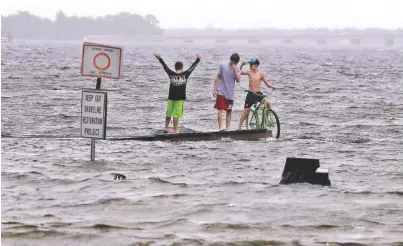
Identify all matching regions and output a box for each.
[80,42,123,161]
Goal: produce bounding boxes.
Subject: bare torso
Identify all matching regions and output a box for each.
[247,71,264,92]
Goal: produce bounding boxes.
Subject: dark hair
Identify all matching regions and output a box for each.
[175,62,183,71]
[230,53,240,64]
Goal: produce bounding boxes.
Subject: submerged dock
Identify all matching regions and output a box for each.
[108,129,271,142]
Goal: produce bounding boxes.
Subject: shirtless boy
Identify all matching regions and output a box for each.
[237,58,275,129]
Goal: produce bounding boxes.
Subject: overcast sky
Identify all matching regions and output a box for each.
[1,0,402,29]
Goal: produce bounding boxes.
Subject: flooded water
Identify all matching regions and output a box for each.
[1,40,403,246]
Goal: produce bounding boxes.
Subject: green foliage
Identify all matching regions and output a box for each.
[1,11,162,39]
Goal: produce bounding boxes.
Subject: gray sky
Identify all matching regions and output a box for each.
[1,0,402,29]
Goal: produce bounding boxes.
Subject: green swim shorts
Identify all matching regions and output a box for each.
[166,100,184,118]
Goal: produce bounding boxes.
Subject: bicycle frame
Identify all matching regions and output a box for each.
[245,97,268,129]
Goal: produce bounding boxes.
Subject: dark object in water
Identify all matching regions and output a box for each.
[279,157,331,186]
[112,173,126,180]
[108,129,270,142]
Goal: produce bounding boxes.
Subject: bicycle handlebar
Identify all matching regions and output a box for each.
[243,88,276,95]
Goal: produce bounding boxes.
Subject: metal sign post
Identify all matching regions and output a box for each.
[91,77,101,161]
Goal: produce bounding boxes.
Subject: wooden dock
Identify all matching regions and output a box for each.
[108,129,271,142]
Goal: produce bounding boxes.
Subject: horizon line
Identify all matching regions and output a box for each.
[1,10,402,30]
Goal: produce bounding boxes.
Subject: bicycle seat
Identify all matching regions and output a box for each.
[250,101,261,111]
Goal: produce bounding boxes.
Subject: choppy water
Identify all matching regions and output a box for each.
[1,40,403,246]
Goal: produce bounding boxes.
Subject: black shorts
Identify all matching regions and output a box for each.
[244,91,264,108]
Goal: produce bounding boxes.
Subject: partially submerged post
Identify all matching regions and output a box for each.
[80,42,123,161]
[279,157,331,186]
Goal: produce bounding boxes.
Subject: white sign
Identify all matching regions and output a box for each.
[81,90,107,139]
[80,42,123,79]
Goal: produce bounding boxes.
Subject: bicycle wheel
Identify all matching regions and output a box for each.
[263,108,280,138]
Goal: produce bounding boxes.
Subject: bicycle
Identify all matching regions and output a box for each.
[243,89,280,138]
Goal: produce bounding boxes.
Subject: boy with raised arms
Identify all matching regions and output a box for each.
[154,53,201,135]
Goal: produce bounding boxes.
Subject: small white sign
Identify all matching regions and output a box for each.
[81,42,123,79]
[81,90,107,139]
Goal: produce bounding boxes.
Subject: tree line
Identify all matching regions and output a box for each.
[1,11,162,40]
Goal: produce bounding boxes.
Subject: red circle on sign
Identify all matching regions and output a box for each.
[93,52,111,71]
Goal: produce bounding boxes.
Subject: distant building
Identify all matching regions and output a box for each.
[385,38,394,46]
[1,31,13,43]
[282,39,293,44]
[350,38,361,45]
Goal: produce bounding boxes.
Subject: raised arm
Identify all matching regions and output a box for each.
[154,53,175,76]
[185,53,201,78]
[261,72,274,89]
[231,63,241,83]
[240,61,250,76]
